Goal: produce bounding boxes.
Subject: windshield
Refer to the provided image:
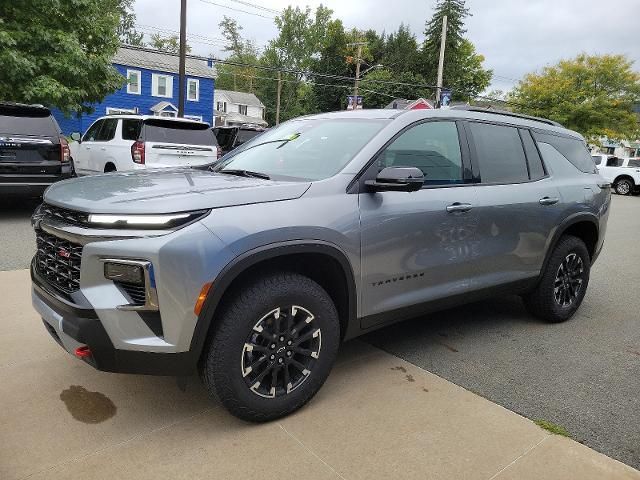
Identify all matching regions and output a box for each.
[215,118,387,181]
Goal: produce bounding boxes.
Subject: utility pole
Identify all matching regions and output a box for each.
[275,70,282,125]
[353,42,364,100]
[436,15,447,108]
[178,0,187,117]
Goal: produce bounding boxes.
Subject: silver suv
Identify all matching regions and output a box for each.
[31,107,610,421]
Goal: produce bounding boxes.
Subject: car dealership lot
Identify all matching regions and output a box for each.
[0,194,638,477]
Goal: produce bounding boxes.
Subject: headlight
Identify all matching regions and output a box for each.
[87,210,209,229]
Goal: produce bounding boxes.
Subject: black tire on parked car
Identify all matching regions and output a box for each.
[614,177,634,195]
[522,235,591,323]
[200,272,340,422]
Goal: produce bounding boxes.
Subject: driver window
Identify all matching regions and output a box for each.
[378,121,463,185]
[82,120,103,142]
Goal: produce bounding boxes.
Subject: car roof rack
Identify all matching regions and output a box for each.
[450,105,563,128]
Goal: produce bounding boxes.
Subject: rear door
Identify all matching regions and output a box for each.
[0,105,62,179]
[465,121,563,283]
[142,119,217,168]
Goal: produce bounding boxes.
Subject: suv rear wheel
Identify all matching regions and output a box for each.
[200,272,340,422]
[523,235,590,323]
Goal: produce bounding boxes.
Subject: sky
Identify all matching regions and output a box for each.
[133,0,640,92]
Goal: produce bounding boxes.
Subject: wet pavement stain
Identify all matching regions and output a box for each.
[59,385,116,423]
[405,374,415,383]
[436,340,459,353]
[390,366,407,373]
[422,388,429,393]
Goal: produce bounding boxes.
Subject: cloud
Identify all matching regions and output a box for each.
[133,0,640,91]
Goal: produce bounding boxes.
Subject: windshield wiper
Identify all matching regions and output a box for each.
[220,169,271,180]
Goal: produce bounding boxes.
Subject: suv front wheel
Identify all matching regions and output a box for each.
[523,235,591,323]
[200,272,340,422]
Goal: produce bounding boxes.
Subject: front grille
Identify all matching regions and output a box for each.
[117,281,146,305]
[39,203,89,227]
[35,230,83,295]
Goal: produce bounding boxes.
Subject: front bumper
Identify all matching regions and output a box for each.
[31,263,196,376]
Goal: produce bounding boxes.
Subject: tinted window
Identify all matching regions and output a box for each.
[122,119,142,141]
[83,120,103,141]
[95,118,118,141]
[0,115,58,136]
[378,121,463,185]
[606,157,622,167]
[143,120,216,146]
[628,159,640,168]
[592,155,602,165]
[470,122,528,183]
[214,127,235,149]
[236,129,263,145]
[533,132,596,173]
[520,129,546,180]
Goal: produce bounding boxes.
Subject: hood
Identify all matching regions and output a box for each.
[44,169,311,214]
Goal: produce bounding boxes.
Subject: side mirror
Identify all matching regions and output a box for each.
[365,167,424,192]
[70,132,81,142]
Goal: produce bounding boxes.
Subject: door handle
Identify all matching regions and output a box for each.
[446,202,473,213]
[539,196,559,206]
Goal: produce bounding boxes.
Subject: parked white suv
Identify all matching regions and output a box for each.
[592,154,640,195]
[70,115,219,175]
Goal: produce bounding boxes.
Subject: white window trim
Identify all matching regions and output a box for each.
[184,114,203,122]
[126,69,141,95]
[152,73,173,98]
[187,78,199,102]
[238,104,248,115]
[106,107,137,115]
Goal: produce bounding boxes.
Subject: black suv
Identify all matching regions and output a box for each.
[0,102,72,195]
[213,125,266,156]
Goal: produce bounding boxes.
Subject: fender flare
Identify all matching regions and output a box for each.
[540,212,599,277]
[188,240,358,362]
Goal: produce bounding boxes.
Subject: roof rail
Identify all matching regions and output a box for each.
[450,105,563,128]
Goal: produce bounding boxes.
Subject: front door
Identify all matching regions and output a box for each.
[359,120,482,327]
[73,119,103,175]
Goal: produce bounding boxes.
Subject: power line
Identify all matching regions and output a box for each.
[226,0,280,15]
[199,0,276,19]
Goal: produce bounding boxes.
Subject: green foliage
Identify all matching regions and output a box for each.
[382,24,421,74]
[117,0,144,46]
[0,0,126,115]
[215,16,261,93]
[148,33,191,54]
[421,0,491,100]
[359,69,432,108]
[509,54,640,141]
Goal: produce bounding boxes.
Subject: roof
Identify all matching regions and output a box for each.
[150,101,177,113]
[113,46,216,79]
[385,98,433,110]
[216,111,268,126]
[216,90,265,107]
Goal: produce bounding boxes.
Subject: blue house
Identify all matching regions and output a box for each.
[53,46,217,135]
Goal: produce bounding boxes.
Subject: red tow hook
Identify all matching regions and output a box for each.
[74,346,92,359]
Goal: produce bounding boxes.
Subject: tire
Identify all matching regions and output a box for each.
[104,163,116,173]
[523,235,590,323]
[200,272,340,422]
[615,178,633,195]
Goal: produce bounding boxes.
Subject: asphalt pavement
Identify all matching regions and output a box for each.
[366,194,640,469]
[1,192,638,469]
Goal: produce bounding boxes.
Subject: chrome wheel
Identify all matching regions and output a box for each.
[554,253,584,307]
[241,305,321,398]
[616,180,632,195]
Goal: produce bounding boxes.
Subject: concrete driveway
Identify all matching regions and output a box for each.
[1,269,638,480]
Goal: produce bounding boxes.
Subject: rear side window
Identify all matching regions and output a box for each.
[95,118,118,141]
[592,155,602,165]
[606,157,622,167]
[519,129,546,181]
[469,122,528,183]
[213,127,235,149]
[236,129,262,145]
[122,119,142,141]
[143,119,216,146]
[533,132,596,173]
[0,106,58,137]
[628,159,640,168]
[378,121,463,185]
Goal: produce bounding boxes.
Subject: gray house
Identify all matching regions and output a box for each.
[213,89,267,127]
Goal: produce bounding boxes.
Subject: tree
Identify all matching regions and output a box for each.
[214,16,260,92]
[510,54,640,142]
[382,24,420,74]
[359,69,432,108]
[149,33,191,54]
[421,0,491,100]
[117,0,144,46]
[0,0,125,114]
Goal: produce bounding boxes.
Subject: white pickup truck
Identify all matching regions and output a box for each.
[592,154,640,195]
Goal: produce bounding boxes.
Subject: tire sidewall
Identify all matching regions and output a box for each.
[206,274,340,420]
[544,237,591,321]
